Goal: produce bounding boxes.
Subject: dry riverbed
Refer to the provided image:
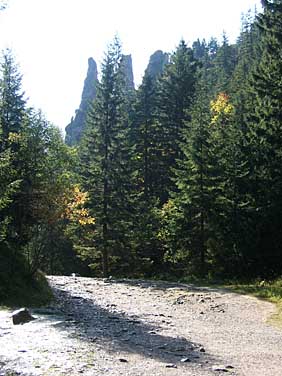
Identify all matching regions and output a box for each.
[0,276,281,375]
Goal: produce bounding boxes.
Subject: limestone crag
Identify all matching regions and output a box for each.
[120,54,135,91]
[65,51,166,146]
[65,57,98,146]
[145,50,169,80]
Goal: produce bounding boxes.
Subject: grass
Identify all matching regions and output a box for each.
[0,271,53,308]
[222,279,282,328]
[178,274,282,328]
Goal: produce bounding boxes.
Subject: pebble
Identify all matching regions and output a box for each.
[212,364,234,372]
[180,357,191,363]
[118,358,128,363]
[165,363,177,368]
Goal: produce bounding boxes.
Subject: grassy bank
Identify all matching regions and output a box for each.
[178,275,282,327]
[0,271,53,308]
[223,279,282,328]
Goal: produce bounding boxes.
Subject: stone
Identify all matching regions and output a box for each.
[165,363,177,368]
[118,358,128,363]
[212,365,231,372]
[12,308,36,325]
[148,330,157,335]
[180,358,191,363]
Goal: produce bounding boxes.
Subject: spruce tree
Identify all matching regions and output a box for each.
[169,74,212,275]
[245,0,282,276]
[211,33,238,94]
[0,50,26,152]
[155,40,198,203]
[80,37,134,277]
[129,72,165,275]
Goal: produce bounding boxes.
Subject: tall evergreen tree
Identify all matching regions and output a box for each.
[155,40,198,203]
[0,50,26,152]
[129,72,165,276]
[211,33,238,94]
[244,0,282,275]
[0,50,26,261]
[132,72,160,200]
[167,73,212,275]
[80,37,134,277]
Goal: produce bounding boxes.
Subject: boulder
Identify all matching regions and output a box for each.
[12,308,36,325]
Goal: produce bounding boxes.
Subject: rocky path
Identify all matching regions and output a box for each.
[0,276,281,375]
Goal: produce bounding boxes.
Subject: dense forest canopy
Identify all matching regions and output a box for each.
[1,1,282,301]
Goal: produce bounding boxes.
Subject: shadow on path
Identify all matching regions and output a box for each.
[47,278,217,367]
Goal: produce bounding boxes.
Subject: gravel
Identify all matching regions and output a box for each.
[0,276,281,375]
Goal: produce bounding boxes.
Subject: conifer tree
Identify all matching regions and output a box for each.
[155,40,198,203]
[0,50,26,152]
[129,72,165,275]
[167,74,212,275]
[0,50,26,247]
[80,37,134,277]
[132,72,160,200]
[211,33,237,94]
[245,0,282,275]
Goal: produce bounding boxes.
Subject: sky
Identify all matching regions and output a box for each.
[0,0,262,134]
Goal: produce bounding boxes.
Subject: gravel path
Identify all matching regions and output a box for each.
[0,276,281,375]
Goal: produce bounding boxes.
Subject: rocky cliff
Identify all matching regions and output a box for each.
[120,54,135,91]
[65,55,135,146]
[145,50,169,79]
[65,57,98,146]
[65,52,167,145]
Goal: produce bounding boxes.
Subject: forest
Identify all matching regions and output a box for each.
[0,0,282,303]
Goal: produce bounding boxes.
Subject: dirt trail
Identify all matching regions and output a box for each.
[0,276,281,375]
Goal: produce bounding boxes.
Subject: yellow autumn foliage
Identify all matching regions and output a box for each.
[210,92,234,124]
[8,132,21,143]
[63,185,95,226]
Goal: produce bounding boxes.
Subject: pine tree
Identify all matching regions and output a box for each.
[244,0,282,276]
[129,72,165,276]
[0,50,26,250]
[80,37,134,277]
[169,73,212,275]
[208,92,251,276]
[211,33,238,94]
[0,50,26,152]
[155,40,198,203]
[132,72,160,200]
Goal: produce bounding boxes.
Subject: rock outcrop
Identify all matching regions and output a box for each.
[145,50,169,80]
[65,57,98,146]
[120,54,135,91]
[64,52,167,146]
[65,55,135,146]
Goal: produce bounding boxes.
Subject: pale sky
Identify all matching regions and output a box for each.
[0,0,262,134]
